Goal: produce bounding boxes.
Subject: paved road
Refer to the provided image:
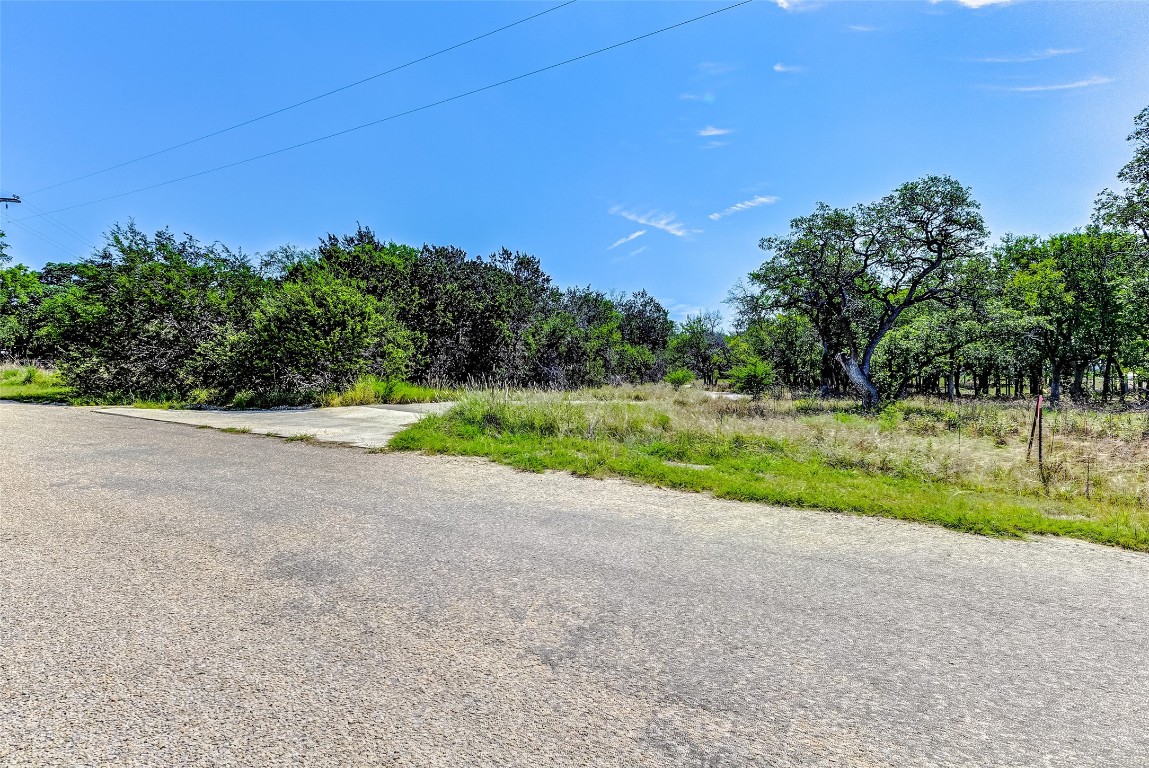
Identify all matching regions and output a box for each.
[2,402,1148,767]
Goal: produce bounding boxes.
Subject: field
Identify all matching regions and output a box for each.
[392,385,1149,551]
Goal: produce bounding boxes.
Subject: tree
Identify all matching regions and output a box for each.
[745,176,987,408]
[1096,105,1149,247]
[0,229,52,360]
[38,222,264,397]
[669,311,727,386]
[0,264,46,360]
[997,229,1145,402]
[728,359,775,400]
[226,270,411,396]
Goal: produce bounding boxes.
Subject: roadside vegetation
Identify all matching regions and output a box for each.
[393,386,1149,550]
[0,365,70,403]
[0,365,453,409]
[2,105,1148,549]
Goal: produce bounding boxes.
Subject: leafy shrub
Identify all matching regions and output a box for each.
[877,404,904,432]
[664,368,694,389]
[226,271,412,395]
[728,359,775,400]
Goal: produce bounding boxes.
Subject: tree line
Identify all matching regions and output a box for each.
[1,104,1147,407]
[728,106,1149,407]
[0,223,677,401]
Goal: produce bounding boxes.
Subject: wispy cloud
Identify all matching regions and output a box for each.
[666,302,708,321]
[773,63,803,73]
[608,230,646,250]
[708,195,779,221]
[702,141,727,150]
[679,92,715,103]
[697,62,735,76]
[698,126,732,137]
[610,206,695,238]
[995,75,1113,92]
[848,24,877,32]
[933,0,1011,7]
[974,48,1079,63]
[774,0,822,12]
[611,244,650,264]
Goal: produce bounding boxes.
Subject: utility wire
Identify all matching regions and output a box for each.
[15,0,753,222]
[3,217,82,259]
[18,200,98,250]
[25,1,578,196]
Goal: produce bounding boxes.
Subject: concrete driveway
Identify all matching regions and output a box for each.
[96,401,452,448]
[2,401,1148,766]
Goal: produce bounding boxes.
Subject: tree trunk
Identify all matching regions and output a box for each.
[1102,356,1113,402]
[977,370,990,398]
[1029,364,1043,396]
[839,354,880,409]
[1050,362,1062,404]
[1071,362,1086,401]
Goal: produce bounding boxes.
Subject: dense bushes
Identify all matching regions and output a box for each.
[2,106,1146,407]
[226,272,412,395]
[0,222,675,402]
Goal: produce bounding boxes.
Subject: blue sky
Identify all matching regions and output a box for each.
[3,1,1147,320]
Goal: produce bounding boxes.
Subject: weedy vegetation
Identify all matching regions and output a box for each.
[392,385,1149,551]
[0,365,70,403]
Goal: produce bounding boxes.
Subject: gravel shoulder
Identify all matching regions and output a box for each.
[2,402,1148,766]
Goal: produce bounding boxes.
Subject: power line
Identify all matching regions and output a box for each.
[24,1,578,197]
[15,0,754,222]
[18,200,98,250]
[3,218,82,259]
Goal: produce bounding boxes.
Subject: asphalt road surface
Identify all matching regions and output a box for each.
[3,402,1148,767]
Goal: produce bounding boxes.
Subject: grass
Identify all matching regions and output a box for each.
[390,386,1149,551]
[317,375,457,407]
[284,433,317,442]
[0,366,71,403]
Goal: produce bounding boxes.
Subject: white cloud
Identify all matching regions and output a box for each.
[708,195,780,221]
[998,76,1113,92]
[773,63,802,73]
[848,24,877,32]
[702,141,727,150]
[629,246,648,257]
[679,92,715,103]
[975,48,1080,63]
[666,302,708,322]
[608,230,646,250]
[697,62,735,76]
[933,0,1011,7]
[774,0,822,12]
[698,126,732,137]
[610,206,694,238]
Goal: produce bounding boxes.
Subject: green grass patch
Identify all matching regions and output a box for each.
[220,426,252,434]
[0,366,72,403]
[318,375,457,407]
[284,433,317,443]
[390,393,1149,552]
